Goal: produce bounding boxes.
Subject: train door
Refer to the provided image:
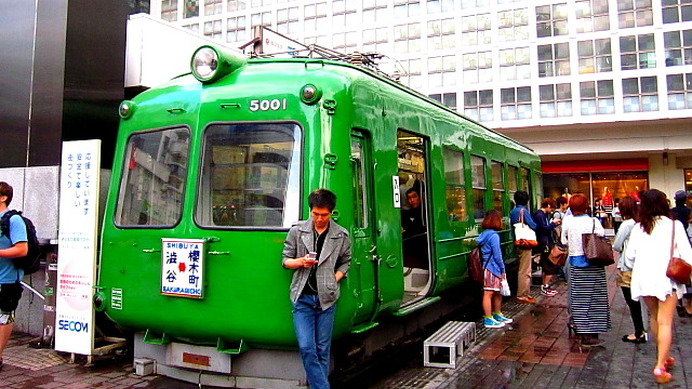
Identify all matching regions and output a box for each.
[397,130,432,303]
[350,130,378,323]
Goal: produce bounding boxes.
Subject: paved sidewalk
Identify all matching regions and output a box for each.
[369,266,692,389]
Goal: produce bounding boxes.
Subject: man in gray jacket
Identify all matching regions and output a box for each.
[282,189,351,389]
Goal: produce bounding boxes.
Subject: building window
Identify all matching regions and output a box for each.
[538,43,570,77]
[471,156,487,220]
[578,38,612,74]
[363,27,388,52]
[400,59,423,90]
[184,0,199,18]
[499,47,531,81]
[250,0,273,6]
[536,3,568,38]
[227,0,246,12]
[427,0,453,14]
[576,0,610,33]
[617,0,653,28]
[580,80,614,115]
[461,14,491,47]
[277,7,299,35]
[664,29,692,66]
[623,76,658,112]
[183,23,200,33]
[462,51,492,84]
[162,0,178,21]
[394,23,421,54]
[667,73,692,109]
[498,8,529,42]
[427,18,455,51]
[394,0,421,18]
[461,0,489,9]
[429,93,457,110]
[620,34,655,70]
[333,0,358,26]
[662,0,692,24]
[501,86,532,120]
[251,11,272,28]
[227,16,246,43]
[463,90,493,122]
[540,84,572,118]
[204,19,222,40]
[304,3,327,33]
[363,0,388,24]
[428,55,456,87]
[205,0,222,15]
[333,31,357,51]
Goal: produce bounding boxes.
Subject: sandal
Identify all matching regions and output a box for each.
[665,357,675,369]
[621,332,647,343]
[653,367,672,384]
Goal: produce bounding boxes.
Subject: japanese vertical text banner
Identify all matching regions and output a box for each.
[55,140,101,355]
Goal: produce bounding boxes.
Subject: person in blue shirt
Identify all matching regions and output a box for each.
[477,210,513,328]
[0,182,28,370]
[509,190,537,304]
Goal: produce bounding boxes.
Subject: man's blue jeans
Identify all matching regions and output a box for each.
[292,294,335,389]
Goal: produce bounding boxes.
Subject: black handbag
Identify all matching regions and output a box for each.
[582,218,614,267]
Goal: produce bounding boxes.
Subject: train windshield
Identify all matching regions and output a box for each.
[115,127,190,227]
[196,122,301,228]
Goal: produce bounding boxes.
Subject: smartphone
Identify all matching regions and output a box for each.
[307,252,317,262]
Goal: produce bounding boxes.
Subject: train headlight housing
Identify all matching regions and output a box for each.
[300,84,322,105]
[119,100,136,119]
[191,45,247,84]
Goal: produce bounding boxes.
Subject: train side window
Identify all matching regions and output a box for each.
[520,167,531,199]
[470,155,486,220]
[196,122,301,228]
[351,135,368,229]
[508,165,518,201]
[115,127,190,227]
[491,160,504,213]
[443,148,467,223]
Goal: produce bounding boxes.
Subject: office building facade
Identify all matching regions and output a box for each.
[148,0,692,207]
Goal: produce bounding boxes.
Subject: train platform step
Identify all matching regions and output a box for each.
[423,321,476,369]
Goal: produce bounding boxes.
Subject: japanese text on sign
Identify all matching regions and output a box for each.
[161,238,205,298]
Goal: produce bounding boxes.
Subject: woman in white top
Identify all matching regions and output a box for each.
[561,193,610,347]
[624,189,692,384]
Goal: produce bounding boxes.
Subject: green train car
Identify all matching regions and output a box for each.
[96,45,541,387]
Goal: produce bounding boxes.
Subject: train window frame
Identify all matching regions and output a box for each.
[443,147,467,224]
[491,160,504,213]
[470,155,487,221]
[114,126,191,228]
[350,130,372,230]
[194,121,303,230]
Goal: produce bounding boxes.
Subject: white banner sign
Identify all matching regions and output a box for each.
[161,238,205,298]
[55,140,101,355]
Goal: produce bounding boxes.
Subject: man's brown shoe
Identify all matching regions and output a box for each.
[515,296,536,304]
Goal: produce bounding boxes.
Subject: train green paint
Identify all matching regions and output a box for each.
[97,47,541,352]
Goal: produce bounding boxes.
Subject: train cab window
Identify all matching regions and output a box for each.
[471,155,487,220]
[116,127,190,227]
[196,123,301,228]
[443,148,467,223]
[491,161,504,212]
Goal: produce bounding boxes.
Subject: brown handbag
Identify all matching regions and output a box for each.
[548,244,567,266]
[582,218,614,267]
[666,223,692,284]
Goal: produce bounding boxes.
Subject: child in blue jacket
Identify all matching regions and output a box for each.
[476,210,513,328]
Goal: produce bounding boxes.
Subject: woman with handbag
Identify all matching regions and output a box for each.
[561,193,611,347]
[624,189,692,384]
[611,196,646,344]
[510,191,538,304]
[477,210,513,329]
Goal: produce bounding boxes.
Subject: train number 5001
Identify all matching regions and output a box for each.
[249,99,287,112]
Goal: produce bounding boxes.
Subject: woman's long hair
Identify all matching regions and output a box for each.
[638,189,671,234]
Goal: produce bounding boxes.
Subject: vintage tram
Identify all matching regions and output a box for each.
[95,45,541,387]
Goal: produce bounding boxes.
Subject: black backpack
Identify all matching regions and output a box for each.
[1,210,42,275]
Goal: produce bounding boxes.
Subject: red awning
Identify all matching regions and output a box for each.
[541,158,649,173]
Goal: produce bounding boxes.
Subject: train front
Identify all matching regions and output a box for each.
[95,46,347,382]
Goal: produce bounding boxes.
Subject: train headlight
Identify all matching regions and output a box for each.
[93,292,107,312]
[119,100,136,119]
[191,45,247,84]
[300,84,322,105]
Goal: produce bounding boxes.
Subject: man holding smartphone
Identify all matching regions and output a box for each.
[282,189,351,389]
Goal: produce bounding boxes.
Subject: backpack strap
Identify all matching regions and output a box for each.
[0,210,20,244]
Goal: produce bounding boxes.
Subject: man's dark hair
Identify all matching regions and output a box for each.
[618,196,637,220]
[514,190,529,206]
[556,197,568,207]
[309,189,337,212]
[0,181,13,206]
[405,187,418,196]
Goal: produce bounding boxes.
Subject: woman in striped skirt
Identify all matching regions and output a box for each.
[561,193,611,346]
